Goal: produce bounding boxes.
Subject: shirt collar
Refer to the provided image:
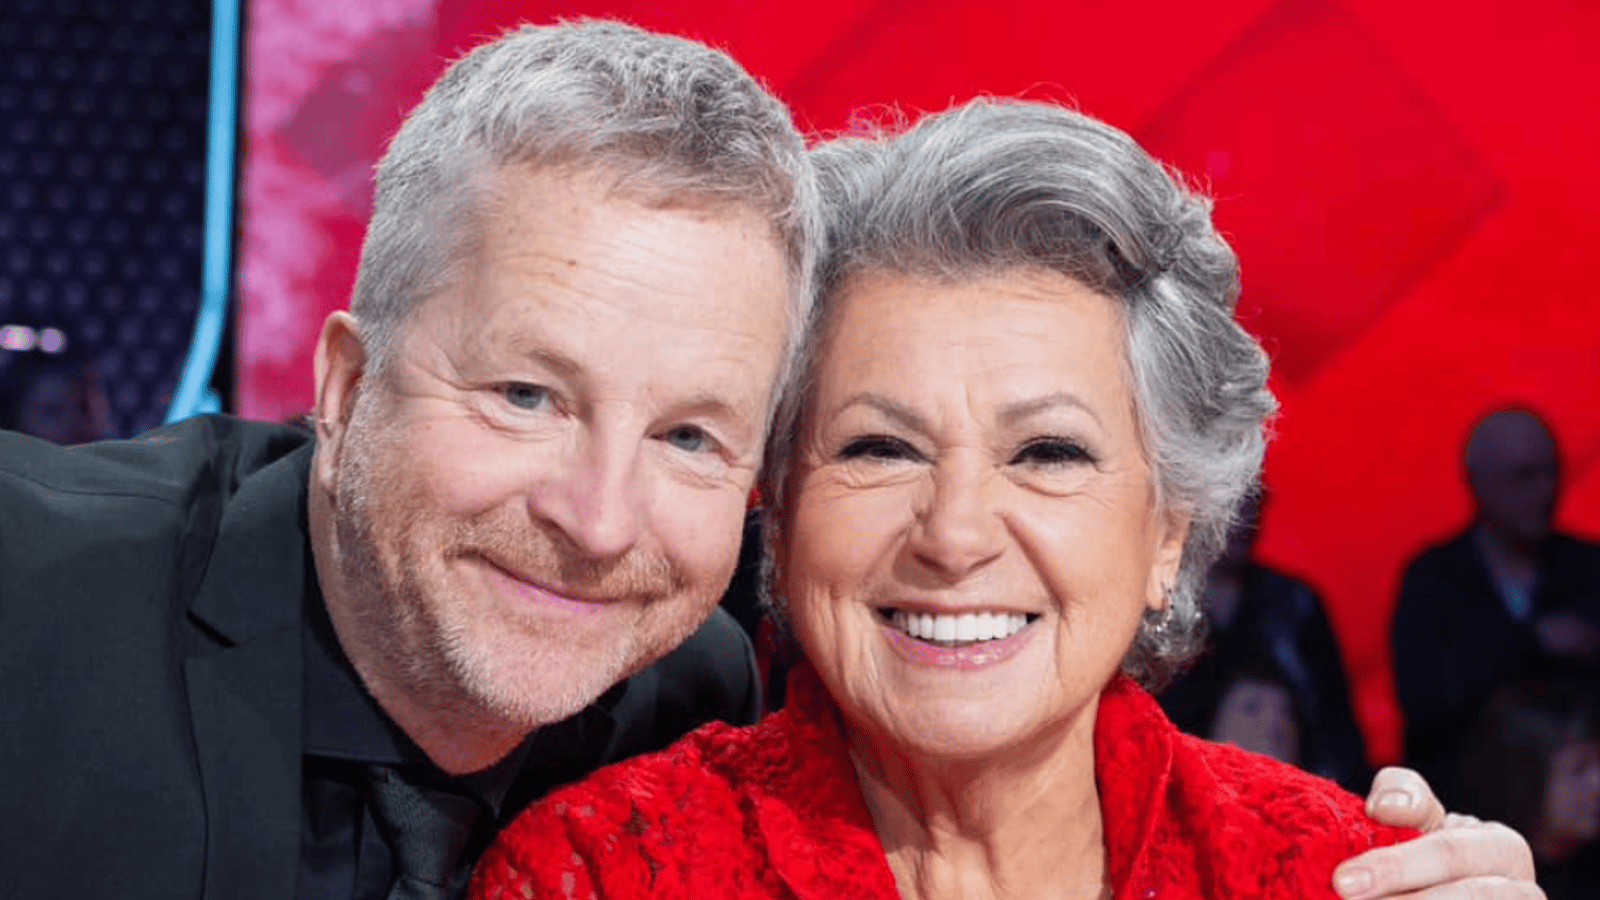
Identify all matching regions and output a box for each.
[300,578,535,815]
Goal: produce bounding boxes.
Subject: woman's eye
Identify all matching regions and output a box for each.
[502,382,551,411]
[839,435,921,462]
[1012,438,1093,466]
[662,425,713,454]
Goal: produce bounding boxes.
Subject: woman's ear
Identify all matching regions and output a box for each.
[1147,508,1191,613]
[311,311,368,496]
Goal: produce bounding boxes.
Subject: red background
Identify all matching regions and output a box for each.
[236,0,1600,764]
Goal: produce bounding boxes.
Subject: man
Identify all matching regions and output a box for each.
[2,21,810,900]
[1395,407,1600,801]
[0,20,1543,900]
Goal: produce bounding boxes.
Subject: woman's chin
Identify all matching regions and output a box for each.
[855,696,1089,768]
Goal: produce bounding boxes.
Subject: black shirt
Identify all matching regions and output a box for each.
[296,586,533,900]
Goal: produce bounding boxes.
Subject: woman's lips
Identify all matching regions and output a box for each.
[878,608,1037,670]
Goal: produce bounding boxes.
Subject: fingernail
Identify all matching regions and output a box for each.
[1334,866,1373,898]
[1374,789,1415,810]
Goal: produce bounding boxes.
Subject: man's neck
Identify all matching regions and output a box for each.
[308,485,532,775]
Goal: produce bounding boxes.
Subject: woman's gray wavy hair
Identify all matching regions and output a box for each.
[351,20,821,410]
[761,99,1276,689]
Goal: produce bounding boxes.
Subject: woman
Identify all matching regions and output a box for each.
[471,100,1534,898]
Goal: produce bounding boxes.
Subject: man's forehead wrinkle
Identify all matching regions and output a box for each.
[482,232,746,334]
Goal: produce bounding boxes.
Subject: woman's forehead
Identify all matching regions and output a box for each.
[813,269,1131,389]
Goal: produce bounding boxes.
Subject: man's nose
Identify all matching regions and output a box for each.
[530,433,647,560]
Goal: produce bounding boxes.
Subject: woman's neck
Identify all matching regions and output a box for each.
[845,702,1109,900]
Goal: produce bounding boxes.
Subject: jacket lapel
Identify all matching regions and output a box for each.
[753,665,901,900]
[183,445,314,900]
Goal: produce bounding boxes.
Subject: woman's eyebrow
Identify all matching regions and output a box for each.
[835,392,929,434]
[998,392,1101,429]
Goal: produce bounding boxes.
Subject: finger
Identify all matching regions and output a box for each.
[1364,766,1446,831]
[1332,823,1536,899]
[1345,877,1546,900]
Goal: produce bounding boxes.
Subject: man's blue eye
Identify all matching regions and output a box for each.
[663,426,711,453]
[503,383,550,410]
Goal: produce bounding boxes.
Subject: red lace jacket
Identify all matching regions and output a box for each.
[471,667,1413,899]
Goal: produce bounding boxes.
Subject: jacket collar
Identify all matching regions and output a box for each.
[746,664,902,899]
[184,439,315,900]
[751,666,1177,900]
[1092,674,1177,895]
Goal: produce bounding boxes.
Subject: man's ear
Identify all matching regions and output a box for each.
[1147,508,1192,613]
[312,311,368,495]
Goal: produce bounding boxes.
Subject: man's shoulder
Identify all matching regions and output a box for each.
[1405,529,1474,569]
[647,607,757,699]
[605,607,761,749]
[1547,531,1600,565]
[1396,529,1479,596]
[0,415,315,616]
[0,414,311,508]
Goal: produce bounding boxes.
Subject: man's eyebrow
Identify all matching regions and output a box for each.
[493,337,583,381]
[677,390,745,419]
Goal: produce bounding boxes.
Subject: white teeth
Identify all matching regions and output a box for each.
[889,610,1031,644]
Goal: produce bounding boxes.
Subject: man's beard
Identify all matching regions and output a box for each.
[328,424,711,732]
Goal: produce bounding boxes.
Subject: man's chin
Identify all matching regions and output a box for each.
[455,643,637,729]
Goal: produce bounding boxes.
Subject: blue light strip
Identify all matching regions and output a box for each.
[165,0,242,422]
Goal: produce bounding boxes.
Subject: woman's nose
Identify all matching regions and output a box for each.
[907,461,1005,582]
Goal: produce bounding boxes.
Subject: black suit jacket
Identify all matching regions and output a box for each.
[1392,528,1600,795]
[0,416,759,900]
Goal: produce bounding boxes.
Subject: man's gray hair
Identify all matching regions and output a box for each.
[350,19,821,404]
[762,99,1276,689]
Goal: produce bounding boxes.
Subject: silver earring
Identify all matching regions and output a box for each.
[1150,584,1176,631]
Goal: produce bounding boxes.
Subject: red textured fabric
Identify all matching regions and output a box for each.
[471,667,1416,899]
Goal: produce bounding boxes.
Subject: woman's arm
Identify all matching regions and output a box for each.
[1342,767,1542,899]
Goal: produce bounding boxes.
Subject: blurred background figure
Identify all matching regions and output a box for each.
[1159,491,1369,789]
[1393,408,1600,802]
[1456,676,1600,899]
[1200,655,1306,767]
[0,327,113,444]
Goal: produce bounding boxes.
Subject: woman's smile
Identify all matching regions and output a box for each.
[879,606,1041,670]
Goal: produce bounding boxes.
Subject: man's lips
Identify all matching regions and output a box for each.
[476,556,617,615]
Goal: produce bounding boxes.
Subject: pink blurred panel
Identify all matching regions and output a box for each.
[238,0,443,420]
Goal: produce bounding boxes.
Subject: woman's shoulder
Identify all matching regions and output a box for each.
[1171,731,1378,829]
[1097,676,1414,896]
[1165,731,1417,891]
[471,699,857,899]
[472,716,766,898]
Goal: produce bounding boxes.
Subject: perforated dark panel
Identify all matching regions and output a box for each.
[0,0,211,437]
